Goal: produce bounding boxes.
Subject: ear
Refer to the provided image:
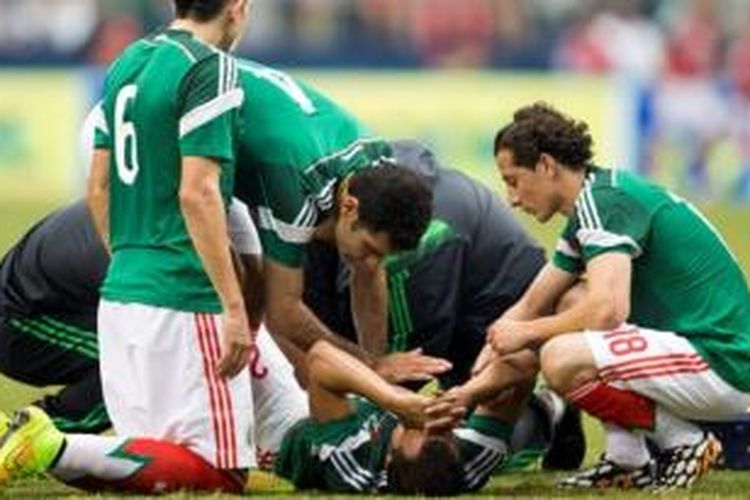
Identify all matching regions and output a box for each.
[230,0,248,19]
[538,153,557,177]
[339,193,359,219]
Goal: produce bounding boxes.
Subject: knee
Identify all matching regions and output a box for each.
[540,334,596,394]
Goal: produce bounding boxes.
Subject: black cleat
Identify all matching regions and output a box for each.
[542,405,586,471]
[655,432,723,490]
[558,456,657,489]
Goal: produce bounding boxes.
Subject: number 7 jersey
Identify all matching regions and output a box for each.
[93,29,243,313]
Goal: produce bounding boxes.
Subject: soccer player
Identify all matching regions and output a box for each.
[232,60,446,381]
[0,199,263,436]
[2,0,254,494]
[0,202,110,434]
[271,338,539,495]
[301,142,585,469]
[487,102,750,489]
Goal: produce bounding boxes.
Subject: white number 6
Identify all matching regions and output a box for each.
[114,84,140,185]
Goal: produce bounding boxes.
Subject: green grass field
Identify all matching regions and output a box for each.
[1,198,750,498]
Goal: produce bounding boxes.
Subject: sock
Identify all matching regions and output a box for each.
[51,435,244,494]
[603,423,650,469]
[566,380,655,430]
[648,405,704,450]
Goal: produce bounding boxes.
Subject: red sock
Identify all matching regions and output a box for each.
[566,380,655,430]
[61,438,245,494]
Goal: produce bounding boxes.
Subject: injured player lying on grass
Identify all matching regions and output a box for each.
[268,338,539,495]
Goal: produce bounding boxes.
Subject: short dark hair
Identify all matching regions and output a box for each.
[494,102,594,171]
[348,163,432,251]
[174,0,230,21]
[387,435,463,496]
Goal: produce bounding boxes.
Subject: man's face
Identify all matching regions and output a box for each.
[334,195,392,265]
[496,149,559,223]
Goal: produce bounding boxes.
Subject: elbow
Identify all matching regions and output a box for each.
[589,298,629,330]
[179,178,218,214]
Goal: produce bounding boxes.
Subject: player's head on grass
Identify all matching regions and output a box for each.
[493,102,594,222]
[172,0,252,51]
[387,428,463,496]
[333,163,432,264]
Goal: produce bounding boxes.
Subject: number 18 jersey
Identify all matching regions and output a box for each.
[94,29,242,313]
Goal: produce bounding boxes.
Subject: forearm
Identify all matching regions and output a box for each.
[269,299,377,365]
[180,184,243,312]
[308,340,402,410]
[236,253,265,329]
[460,350,538,406]
[525,292,623,345]
[350,262,388,355]
[505,263,578,321]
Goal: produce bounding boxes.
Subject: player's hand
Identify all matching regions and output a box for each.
[391,388,433,429]
[217,305,253,379]
[425,388,469,432]
[487,318,535,356]
[374,349,452,384]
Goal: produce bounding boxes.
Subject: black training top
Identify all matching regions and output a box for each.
[0,201,106,329]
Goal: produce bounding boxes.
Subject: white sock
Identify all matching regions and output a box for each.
[50,434,143,483]
[604,423,650,469]
[648,406,703,450]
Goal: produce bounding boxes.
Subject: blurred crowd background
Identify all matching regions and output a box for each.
[1,0,749,74]
[1,0,750,202]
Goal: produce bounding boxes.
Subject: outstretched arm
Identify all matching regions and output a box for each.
[306,340,430,428]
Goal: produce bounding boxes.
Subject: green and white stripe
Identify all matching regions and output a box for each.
[9,316,98,360]
[574,174,642,257]
[52,403,110,433]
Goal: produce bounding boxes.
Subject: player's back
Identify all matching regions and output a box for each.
[232,60,392,267]
[234,59,389,187]
[0,202,106,327]
[96,29,239,312]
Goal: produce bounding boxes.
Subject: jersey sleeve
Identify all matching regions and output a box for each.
[256,178,318,268]
[575,186,650,262]
[177,53,244,162]
[91,101,112,150]
[454,414,512,492]
[228,198,261,256]
[552,218,585,275]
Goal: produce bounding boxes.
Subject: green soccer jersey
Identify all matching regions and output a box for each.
[232,60,393,267]
[552,167,750,392]
[274,398,512,493]
[94,29,242,312]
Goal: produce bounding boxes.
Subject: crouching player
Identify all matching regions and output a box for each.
[487,102,750,490]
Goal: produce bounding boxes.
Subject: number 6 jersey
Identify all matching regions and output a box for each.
[94,28,242,313]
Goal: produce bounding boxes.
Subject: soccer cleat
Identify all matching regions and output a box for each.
[542,405,586,471]
[655,432,723,490]
[0,406,65,485]
[558,456,657,489]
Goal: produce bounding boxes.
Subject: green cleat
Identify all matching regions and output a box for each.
[0,411,9,439]
[0,407,65,485]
